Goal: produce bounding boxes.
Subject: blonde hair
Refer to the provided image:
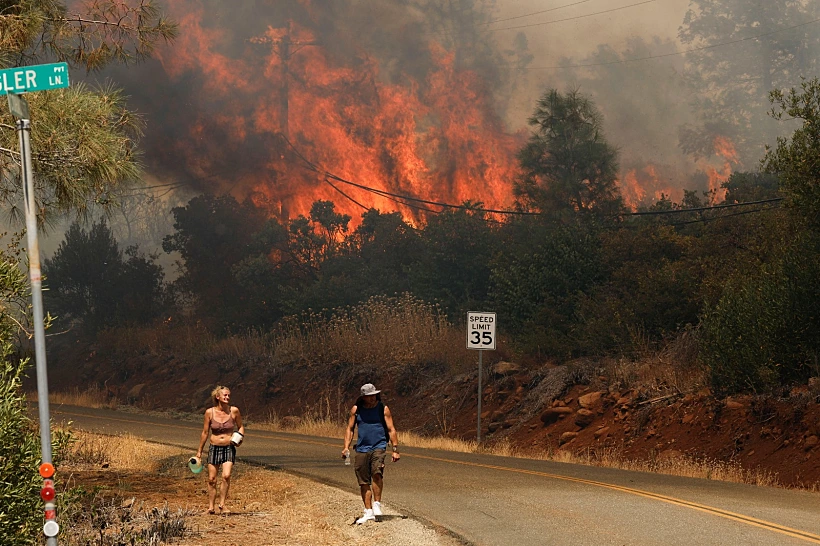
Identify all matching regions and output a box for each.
[211,385,229,404]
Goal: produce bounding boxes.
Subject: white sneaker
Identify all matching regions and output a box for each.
[355,509,375,524]
[372,501,382,516]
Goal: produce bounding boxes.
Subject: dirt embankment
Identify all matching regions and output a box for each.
[44,338,820,489]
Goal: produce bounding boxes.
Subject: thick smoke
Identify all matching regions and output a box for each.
[102,0,524,221]
[498,0,820,204]
[98,0,820,217]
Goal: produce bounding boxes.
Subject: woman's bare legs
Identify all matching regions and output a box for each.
[218,461,233,513]
[207,464,218,513]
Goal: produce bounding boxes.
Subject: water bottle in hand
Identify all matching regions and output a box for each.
[344,449,351,465]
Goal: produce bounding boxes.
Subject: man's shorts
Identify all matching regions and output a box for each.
[354,449,387,485]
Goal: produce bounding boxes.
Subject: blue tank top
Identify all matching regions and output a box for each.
[355,402,388,452]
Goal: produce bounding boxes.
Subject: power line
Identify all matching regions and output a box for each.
[427,0,655,40]
[519,17,820,70]
[484,0,592,25]
[489,0,658,32]
[628,197,784,216]
[323,177,368,211]
[281,134,785,220]
[282,135,442,214]
[669,205,781,226]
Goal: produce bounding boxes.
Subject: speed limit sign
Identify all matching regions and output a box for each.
[467,311,496,350]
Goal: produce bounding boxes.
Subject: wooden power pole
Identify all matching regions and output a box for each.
[251,21,320,218]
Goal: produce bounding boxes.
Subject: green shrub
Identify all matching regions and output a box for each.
[0,357,45,545]
[700,246,820,394]
[0,235,70,544]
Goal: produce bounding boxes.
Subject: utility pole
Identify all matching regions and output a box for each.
[253,21,320,140]
[251,21,319,218]
[279,21,291,140]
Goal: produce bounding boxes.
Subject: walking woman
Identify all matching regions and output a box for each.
[196,385,244,514]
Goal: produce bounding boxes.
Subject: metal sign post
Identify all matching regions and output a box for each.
[5,62,70,546]
[467,312,497,444]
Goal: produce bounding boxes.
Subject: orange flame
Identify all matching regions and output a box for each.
[702,135,739,203]
[618,164,681,210]
[153,2,523,224]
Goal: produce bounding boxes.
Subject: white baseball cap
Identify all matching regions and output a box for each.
[360,383,380,396]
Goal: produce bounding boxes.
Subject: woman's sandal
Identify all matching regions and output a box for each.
[207,508,215,515]
[218,505,229,515]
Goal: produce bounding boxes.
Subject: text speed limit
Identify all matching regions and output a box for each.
[467,312,496,350]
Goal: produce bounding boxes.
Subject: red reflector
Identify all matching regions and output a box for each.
[40,487,55,502]
[44,509,56,519]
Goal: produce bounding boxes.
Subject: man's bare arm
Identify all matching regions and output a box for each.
[342,405,357,457]
[384,406,400,461]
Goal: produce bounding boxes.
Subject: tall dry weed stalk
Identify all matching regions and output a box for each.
[604,330,707,396]
[558,446,781,487]
[97,321,227,360]
[271,294,472,372]
[63,431,185,470]
[96,295,471,376]
[46,385,119,409]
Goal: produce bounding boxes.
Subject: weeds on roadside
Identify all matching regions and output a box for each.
[603,330,707,397]
[60,491,191,546]
[46,385,120,409]
[271,294,474,374]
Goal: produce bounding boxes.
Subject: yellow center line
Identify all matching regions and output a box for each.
[56,409,820,543]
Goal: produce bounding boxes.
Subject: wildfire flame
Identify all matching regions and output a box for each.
[619,164,682,210]
[152,2,524,224]
[619,135,739,209]
[702,135,739,203]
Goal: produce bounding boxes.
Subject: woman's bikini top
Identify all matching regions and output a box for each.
[210,409,235,435]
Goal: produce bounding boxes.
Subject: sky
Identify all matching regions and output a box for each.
[492,0,691,112]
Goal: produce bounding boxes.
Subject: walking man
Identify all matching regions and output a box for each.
[342,383,400,524]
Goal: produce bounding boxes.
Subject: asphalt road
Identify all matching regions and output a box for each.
[50,404,820,545]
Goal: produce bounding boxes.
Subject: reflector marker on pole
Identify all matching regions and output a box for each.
[43,520,59,538]
[39,462,55,478]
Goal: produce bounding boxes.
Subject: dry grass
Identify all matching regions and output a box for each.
[58,431,459,546]
[254,415,781,488]
[95,321,267,362]
[546,446,781,488]
[603,330,708,397]
[63,313,772,491]
[96,294,475,378]
[41,385,120,409]
[63,430,186,470]
[271,294,474,373]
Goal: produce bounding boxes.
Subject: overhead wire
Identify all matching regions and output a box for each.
[323,177,369,211]
[518,16,820,70]
[426,0,656,40]
[668,205,781,226]
[281,134,442,214]
[280,134,785,221]
[483,0,593,25]
[627,197,784,216]
[488,0,658,32]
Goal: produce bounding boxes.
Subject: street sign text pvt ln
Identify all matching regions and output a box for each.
[0,63,69,96]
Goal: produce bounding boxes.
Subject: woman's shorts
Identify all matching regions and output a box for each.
[354,449,386,485]
[208,444,236,466]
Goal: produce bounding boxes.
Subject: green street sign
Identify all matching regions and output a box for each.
[0,63,69,96]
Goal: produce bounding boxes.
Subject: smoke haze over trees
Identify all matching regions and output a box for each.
[75,0,820,218]
[29,1,820,397]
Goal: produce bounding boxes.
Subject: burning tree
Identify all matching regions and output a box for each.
[109,0,525,223]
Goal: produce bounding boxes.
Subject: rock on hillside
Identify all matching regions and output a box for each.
[39,338,820,488]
